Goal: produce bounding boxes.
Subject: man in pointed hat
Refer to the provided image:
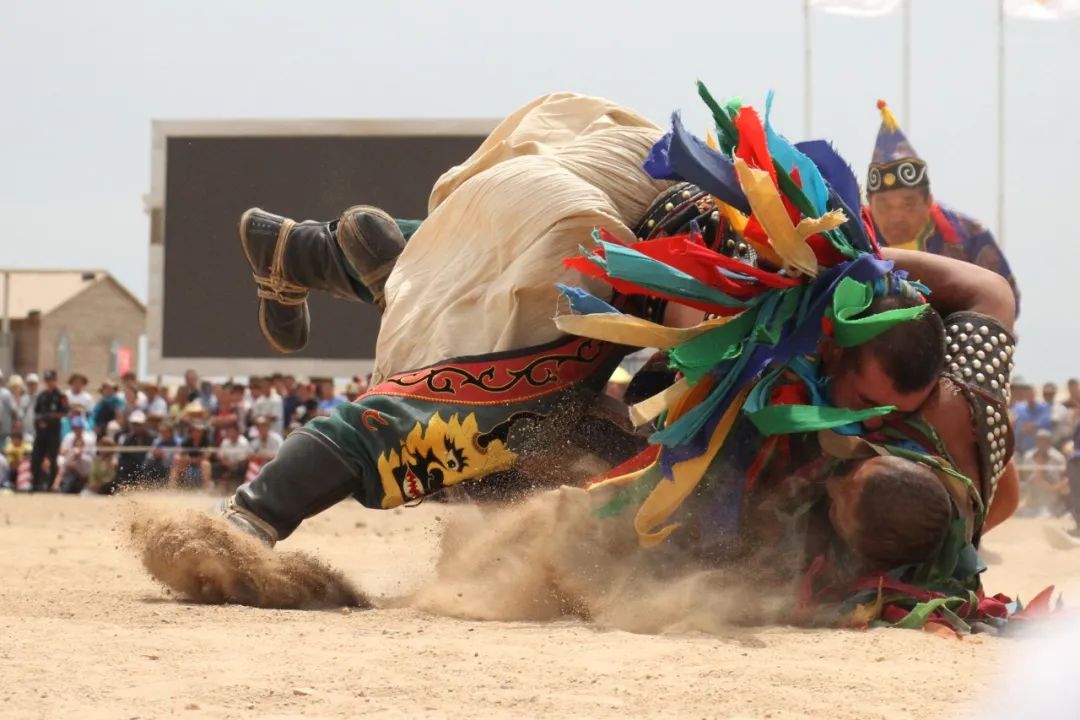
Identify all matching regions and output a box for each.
[865,99,1019,307]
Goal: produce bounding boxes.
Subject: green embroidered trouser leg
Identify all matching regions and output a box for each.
[311,336,624,508]
[232,337,631,540]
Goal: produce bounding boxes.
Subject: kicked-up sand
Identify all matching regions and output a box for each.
[3,490,1079,719]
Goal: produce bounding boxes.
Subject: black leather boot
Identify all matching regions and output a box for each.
[218,429,359,546]
[239,206,406,352]
[337,205,407,310]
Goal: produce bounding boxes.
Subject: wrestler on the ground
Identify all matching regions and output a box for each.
[558,88,1019,629]
[661,248,1018,593]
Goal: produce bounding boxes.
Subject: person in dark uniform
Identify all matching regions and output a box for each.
[31,370,69,492]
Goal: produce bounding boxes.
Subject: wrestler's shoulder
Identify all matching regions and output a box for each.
[923,376,973,431]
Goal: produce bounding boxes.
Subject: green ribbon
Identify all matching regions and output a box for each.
[773,159,817,223]
[667,309,758,385]
[751,288,804,347]
[697,81,739,154]
[748,403,895,436]
[593,465,662,519]
[891,596,966,630]
[829,277,930,348]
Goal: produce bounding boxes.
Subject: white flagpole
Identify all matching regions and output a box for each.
[997,0,1006,246]
[901,0,912,127]
[804,0,813,138]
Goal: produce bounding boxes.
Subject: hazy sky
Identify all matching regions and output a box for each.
[2,0,1078,380]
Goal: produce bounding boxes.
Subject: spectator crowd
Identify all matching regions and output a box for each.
[1008,379,1080,534]
[0,369,367,496]
[3,365,1080,525]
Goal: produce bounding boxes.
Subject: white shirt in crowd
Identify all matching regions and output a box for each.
[15,392,33,436]
[67,390,95,414]
[250,393,284,435]
[1021,446,1067,472]
[146,396,169,417]
[1049,401,1072,444]
[21,391,37,433]
[218,435,251,465]
[58,429,97,477]
[249,431,283,459]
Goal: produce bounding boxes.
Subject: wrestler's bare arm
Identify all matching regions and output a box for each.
[880,247,1016,332]
[984,461,1020,533]
[922,378,982,494]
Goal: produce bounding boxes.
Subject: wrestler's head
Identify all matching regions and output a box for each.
[821,294,946,429]
[826,455,952,572]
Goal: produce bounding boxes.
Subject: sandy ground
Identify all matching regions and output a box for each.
[3,492,1080,720]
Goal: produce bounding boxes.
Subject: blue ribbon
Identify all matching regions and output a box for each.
[643,114,751,215]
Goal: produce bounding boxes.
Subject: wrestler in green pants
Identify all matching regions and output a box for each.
[225,207,642,544]
[225,180,736,545]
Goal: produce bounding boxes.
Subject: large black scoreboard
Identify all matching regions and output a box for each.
[146,118,491,379]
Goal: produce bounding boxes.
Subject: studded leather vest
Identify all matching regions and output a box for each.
[941,311,1017,509]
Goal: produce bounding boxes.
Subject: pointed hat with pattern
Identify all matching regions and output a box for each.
[867,99,929,195]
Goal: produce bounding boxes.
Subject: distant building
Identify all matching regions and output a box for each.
[1,270,145,386]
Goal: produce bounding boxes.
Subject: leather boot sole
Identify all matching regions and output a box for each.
[239,207,311,353]
[337,205,407,310]
[215,497,279,546]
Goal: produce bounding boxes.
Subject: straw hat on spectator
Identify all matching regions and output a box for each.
[182,400,209,418]
[7,374,25,391]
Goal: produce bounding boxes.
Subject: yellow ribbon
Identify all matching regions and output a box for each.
[629,375,690,428]
[588,463,655,492]
[712,197,750,236]
[842,576,886,627]
[733,158,848,278]
[554,312,740,350]
[632,385,752,547]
